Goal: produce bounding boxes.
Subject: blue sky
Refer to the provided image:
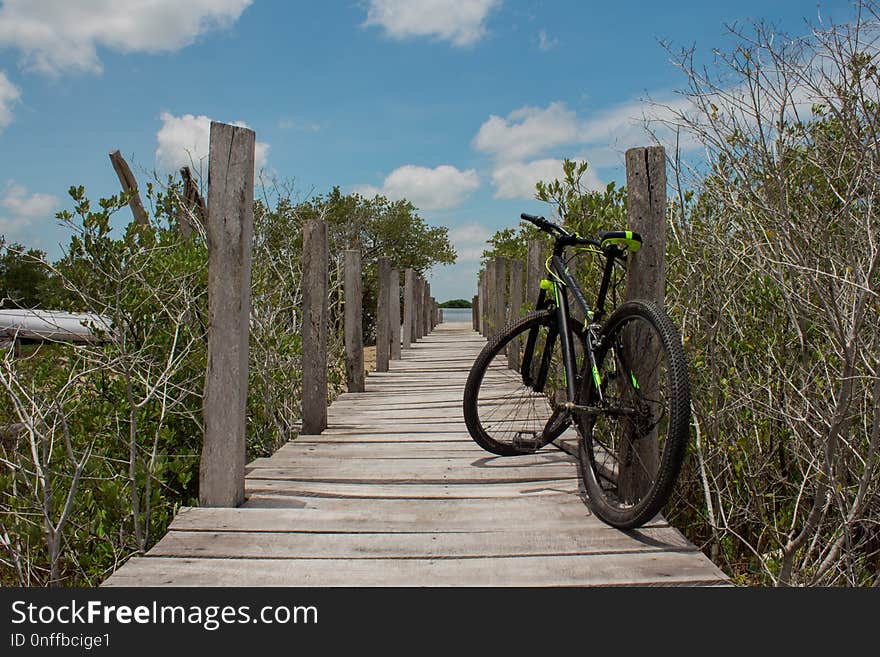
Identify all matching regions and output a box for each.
[0,0,858,301]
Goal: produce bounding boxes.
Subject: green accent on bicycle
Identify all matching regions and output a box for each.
[592,364,602,388]
[540,279,555,292]
[601,230,642,253]
[630,371,640,389]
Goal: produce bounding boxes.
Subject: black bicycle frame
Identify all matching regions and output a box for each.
[522,243,622,405]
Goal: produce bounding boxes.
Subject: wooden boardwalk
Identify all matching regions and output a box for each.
[104,322,729,586]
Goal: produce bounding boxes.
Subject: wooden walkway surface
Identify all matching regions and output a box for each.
[104,322,729,586]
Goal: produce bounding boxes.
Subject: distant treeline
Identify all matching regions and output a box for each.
[439,299,471,308]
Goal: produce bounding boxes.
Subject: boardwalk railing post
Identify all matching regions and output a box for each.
[526,239,543,310]
[376,257,391,372]
[492,257,507,337]
[484,261,495,337]
[403,268,415,349]
[472,295,479,331]
[344,249,365,393]
[390,268,401,360]
[423,282,431,335]
[507,259,524,369]
[622,145,667,498]
[200,122,255,508]
[479,271,487,336]
[412,276,421,340]
[302,218,329,434]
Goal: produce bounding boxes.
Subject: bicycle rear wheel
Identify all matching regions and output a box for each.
[463,310,585,456]
[575,300,691,529]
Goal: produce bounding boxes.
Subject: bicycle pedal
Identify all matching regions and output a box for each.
[512,431,542,452]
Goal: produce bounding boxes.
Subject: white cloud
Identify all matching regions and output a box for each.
[537,30,558,51]
[449,222,492,262]
[473,102,580,162]
[473,98,702,197]
[354,164,480,210]
[364,0,500,47]
[0,0,253,75]
[0,71,20,130]
[155,112,269,175]
[0,181,60,241]
[491,158,602,200]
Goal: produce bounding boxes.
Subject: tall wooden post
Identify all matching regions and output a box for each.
[492,257,507,336]
[200,122,254,508]
[301,218,329,434]
[423,282,432,335]
[390,268,401,360]
[376,257,391,372]
[412,276,422,340]
[526,239,543,310]
[625,146,667,305]
[344,250,365,393]
[472,295,479,331]
[484,261,495,337]
[403,268,415,349]
[480,269,489,336]
[507,259,525,369]
[621,145,667,498]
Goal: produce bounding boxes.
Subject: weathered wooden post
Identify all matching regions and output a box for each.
[621,145,667,498]
[507,259,525,368]
[526,239,543,310]
[625,146,667,306]
[344,249,365,393]
[480,268,489,337]
[376,257,391,372]
[200,122,254,508]
[403,268,415,349]
[412,276,422,340]
[492,257,507,336]
[484,260,495,337]
[472,295,479,331]
[476,275,483,334]
[301,218,329,434]
[423,282,432,334]
[390,268,401,360]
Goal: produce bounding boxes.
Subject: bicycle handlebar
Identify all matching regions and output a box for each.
[520,213,599,247]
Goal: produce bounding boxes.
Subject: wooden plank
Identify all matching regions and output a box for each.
[248,452,574,468]
[148,526,697,560]
[166,499,605,532]
[242,467,577,485]
[103,552,729,587]
[200,121,254,507]
[243,479,579,500]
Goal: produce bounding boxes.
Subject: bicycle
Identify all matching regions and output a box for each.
[462,213,691,529]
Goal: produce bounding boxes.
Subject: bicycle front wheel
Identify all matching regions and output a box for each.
[575,300,691,529]
[463,310,585,456]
